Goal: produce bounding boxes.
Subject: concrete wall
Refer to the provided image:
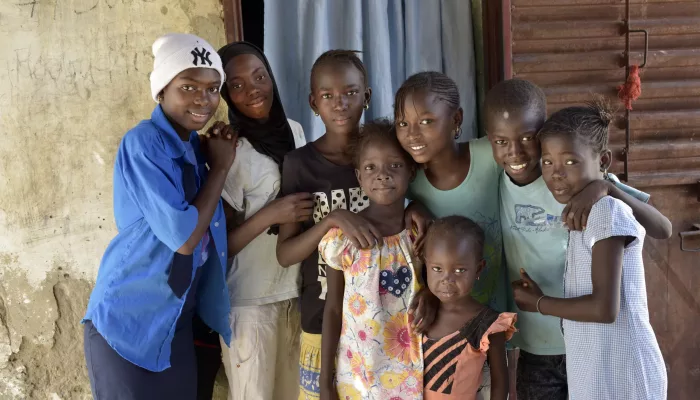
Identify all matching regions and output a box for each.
[0,1,228,398]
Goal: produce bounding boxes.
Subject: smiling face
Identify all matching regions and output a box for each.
[160,68,221,136]
[356,139,413,206]
[224,53,274,121]
[395,91,462,164]
[486,107,544,185]
[425,235,485,304]
[309,63,370,135]
[540,134,611,203]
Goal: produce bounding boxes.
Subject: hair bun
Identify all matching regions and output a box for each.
[587,95,615,126]
[598,109,613,125]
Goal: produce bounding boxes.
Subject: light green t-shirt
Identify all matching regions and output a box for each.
[409,137,507,312]
[500,172,651,355]
[500,173,567,355]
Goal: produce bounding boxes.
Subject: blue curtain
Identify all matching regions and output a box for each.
[264,0,477,142]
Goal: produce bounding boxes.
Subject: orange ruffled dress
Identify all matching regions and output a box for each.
[422,308,516,400]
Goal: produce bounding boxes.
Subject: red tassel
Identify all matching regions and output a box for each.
[617,65,642,111]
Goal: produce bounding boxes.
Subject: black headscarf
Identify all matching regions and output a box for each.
[218,41,295,168]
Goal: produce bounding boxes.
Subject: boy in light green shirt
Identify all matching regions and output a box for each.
[484,79,669,400]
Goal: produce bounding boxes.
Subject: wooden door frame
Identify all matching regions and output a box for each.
[222,0,244,43]
[483,0,513,90]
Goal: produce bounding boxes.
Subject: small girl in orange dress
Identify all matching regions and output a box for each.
[422,216,517,400]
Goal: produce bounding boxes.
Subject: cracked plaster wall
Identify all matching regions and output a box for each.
[0,1,229,398]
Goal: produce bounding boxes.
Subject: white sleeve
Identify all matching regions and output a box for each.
[584,196,645,249]
[221,139,249,212]
[288,119,307,148]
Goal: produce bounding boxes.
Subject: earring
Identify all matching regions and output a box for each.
[157,94,163,103]
[363,103,369,110]
[453,127,463,140]
[314,112,319,116]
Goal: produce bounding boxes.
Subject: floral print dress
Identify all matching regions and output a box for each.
[319,228,423,400]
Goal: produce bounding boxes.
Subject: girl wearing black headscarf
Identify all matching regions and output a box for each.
[216,42,313,400]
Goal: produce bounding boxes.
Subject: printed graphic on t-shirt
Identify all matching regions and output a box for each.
[312,188,369,221]
[314,188,369,300]
[510,204,564,233]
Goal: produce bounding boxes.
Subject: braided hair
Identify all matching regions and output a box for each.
[310,50,368,91]
[538,96,614,154]
[352,118,415,168]
[424,215,485,260]
[394,72,460,121]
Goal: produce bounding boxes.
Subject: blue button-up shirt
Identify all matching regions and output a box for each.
[84,105,231,372]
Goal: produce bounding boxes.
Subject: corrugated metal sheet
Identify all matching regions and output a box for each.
[510,0,700,188]
[508,1,700,399]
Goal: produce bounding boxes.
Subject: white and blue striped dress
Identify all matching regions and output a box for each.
[564,196,667,400]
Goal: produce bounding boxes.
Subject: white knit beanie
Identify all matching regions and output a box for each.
[149,33,225,102]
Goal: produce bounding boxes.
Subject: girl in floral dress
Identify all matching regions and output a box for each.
[319,119,424,400]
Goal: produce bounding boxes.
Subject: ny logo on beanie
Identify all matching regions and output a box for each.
[150,33,224,102]
[191,47,212,67]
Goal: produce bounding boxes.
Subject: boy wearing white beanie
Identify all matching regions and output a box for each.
[150,33,226,136]
[82,33,236,400]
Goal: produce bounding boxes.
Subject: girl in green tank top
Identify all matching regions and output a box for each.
[393,71,507,314]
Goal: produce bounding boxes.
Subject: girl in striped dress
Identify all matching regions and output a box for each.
[422,216,516,400]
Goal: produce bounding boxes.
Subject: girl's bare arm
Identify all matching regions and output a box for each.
[538,236,626,323]
[487,332,509,400]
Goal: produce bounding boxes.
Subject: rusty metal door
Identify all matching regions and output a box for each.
[506,0,700,398]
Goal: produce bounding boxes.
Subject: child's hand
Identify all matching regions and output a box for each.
[563,180,612,231]
[327,209,382,249]
[201,122,238,171]
[204,121,235,140]
[264,193,315,225]
[404,202,434,255]
[408,287,439,334]
[512,269,545,313]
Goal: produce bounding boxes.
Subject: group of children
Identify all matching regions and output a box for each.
[82,32,671,400]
